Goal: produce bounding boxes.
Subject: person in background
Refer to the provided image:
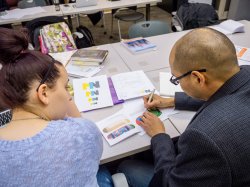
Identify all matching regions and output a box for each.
[0,28,113,187]
[0,0,8,12]
[0,0,12,29]
[118,28,250,187]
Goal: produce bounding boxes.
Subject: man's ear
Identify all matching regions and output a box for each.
[37,84,49,105]
[191,71,206,86]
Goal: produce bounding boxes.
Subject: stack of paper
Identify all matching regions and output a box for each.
[70,49,109,66]
[49,50,76,66]
[49,50,101,78]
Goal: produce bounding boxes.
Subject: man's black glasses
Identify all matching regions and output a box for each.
[36,58,55,92]
[170,69,206,85]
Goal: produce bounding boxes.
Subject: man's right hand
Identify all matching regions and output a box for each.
[143,94,175,110]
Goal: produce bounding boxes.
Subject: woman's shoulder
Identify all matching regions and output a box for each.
[51,117,100,136]
[49,118,102,152]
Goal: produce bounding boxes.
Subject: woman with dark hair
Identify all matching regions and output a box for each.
[0,28,113,187]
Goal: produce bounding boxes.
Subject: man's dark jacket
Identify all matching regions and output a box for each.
[150,66,250,187]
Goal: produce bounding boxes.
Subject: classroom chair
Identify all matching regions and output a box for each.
[112,173,129,187]
[128,20,170,39]
[110,7,144,40]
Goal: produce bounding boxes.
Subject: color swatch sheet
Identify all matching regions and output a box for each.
[97,97,179,145]
[73,75,113,112]
[96,111,141,146]
[111,70,155,100]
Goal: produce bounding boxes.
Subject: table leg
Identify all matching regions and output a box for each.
[67,15,73,31]
[146,4,150,21]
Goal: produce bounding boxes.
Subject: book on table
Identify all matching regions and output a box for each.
[70,49,109,65]
[121,37,157,54]
[49,50,102,78]
[210,19,245,35]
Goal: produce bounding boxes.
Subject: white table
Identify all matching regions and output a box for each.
[0,0,159,28]
[227,20,250,48]
[112,31,189,72]
[60,0,160,30]
[60,0,161,20]
[79,45,180,164]
[0,5,63,25]
[95,44,131,76]
[112,20,250,74]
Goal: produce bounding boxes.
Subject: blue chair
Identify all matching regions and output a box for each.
[128,20,170,39]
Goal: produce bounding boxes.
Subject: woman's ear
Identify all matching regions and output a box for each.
[191,71,206,86]
[37,84,49,105]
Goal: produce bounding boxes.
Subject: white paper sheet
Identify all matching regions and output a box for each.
[73,75,113,112]
[49,50,76,66]
[66,63,102,78]
[210,20,245,35]
[111,70,155,100]
[160,72,183,97]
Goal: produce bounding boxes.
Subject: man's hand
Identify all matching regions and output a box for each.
[143,94,175,110]
[137,111,165,137]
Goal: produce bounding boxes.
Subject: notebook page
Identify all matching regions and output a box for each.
[111,71,155,100]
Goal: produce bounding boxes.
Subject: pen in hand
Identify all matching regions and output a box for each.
[147,89,156,104]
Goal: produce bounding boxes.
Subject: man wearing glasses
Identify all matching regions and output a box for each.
[118,28,250,187]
